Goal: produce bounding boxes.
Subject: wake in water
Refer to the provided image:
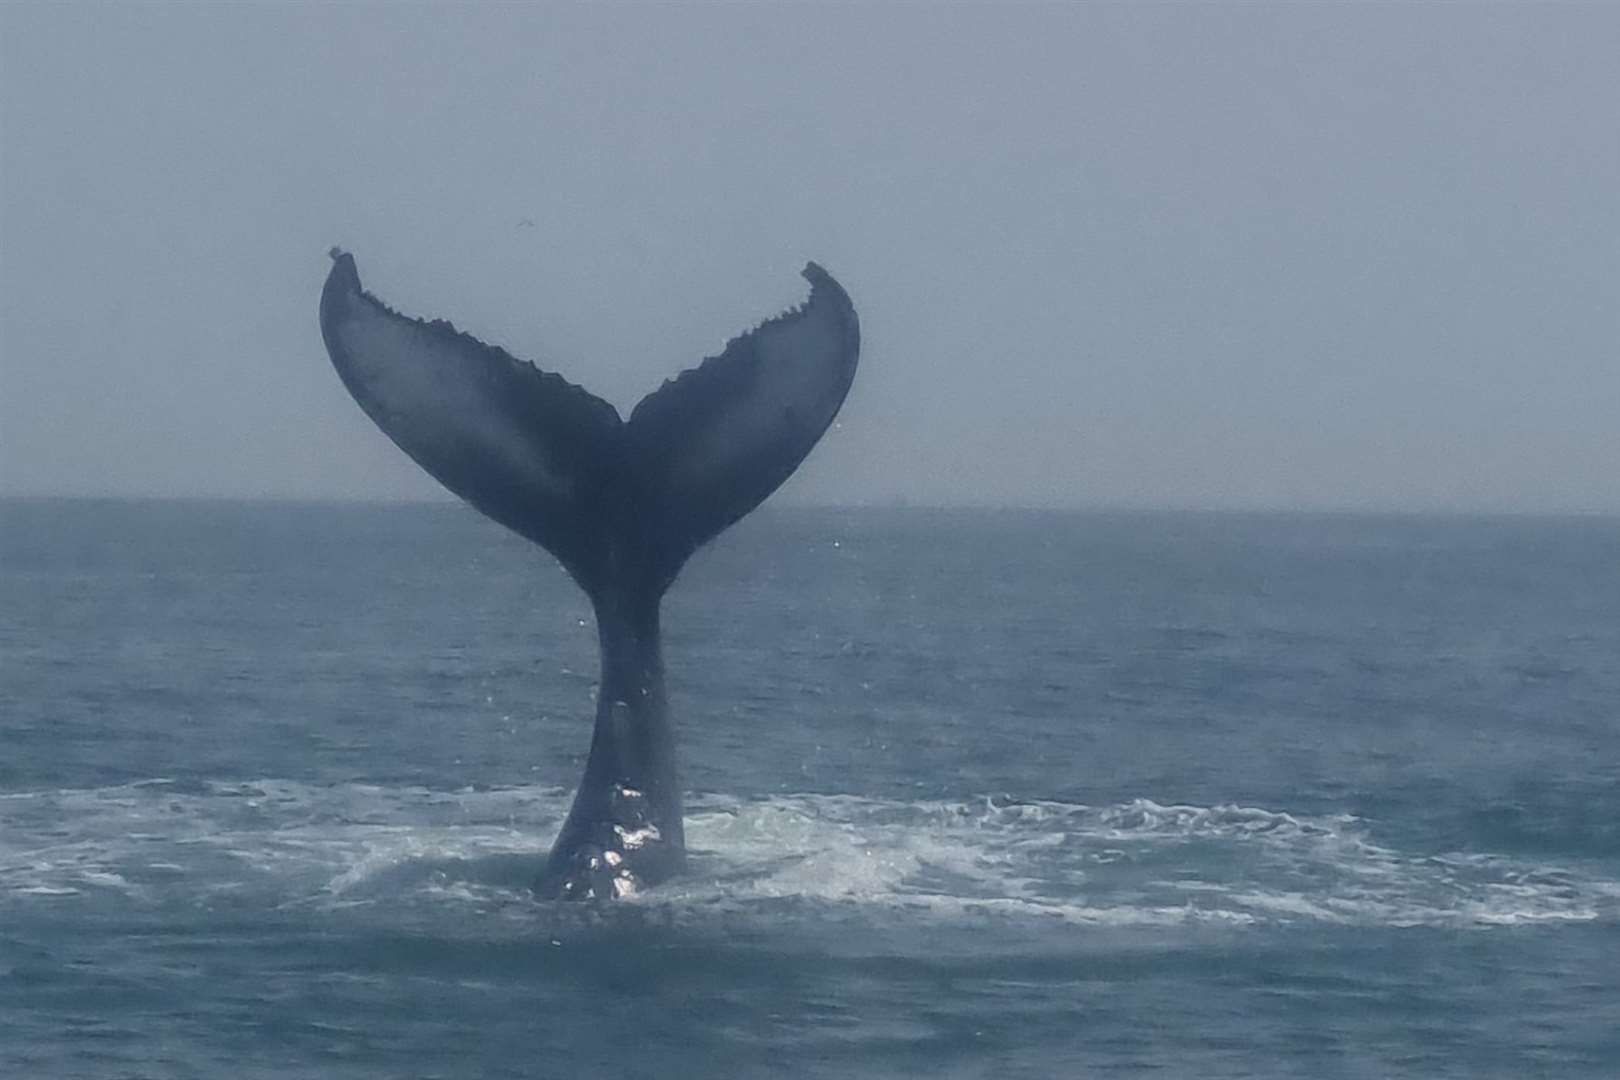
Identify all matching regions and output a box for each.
[3,780,1615,932]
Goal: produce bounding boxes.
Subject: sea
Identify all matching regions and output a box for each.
[3,498,1618,1078]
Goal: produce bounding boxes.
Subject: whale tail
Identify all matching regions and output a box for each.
[319,250,859,602]
[318,250,859,897]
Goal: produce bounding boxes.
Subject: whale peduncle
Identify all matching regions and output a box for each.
[535,585,686,899]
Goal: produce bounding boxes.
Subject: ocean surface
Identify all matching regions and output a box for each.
[3,498,1618,1078]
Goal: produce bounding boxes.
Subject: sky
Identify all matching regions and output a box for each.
[1,2,1616,513]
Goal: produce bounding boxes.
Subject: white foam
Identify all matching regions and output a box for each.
[1,780,1615,931]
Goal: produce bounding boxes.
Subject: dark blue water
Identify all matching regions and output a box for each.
[4,499,1618,1077]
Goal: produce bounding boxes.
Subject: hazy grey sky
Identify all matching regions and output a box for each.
[2,2,1616,512]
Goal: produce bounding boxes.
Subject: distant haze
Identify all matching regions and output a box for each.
[2,3,1616,513]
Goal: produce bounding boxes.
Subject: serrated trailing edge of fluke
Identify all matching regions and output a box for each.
[322,248,621,425]
[628,260,859,428]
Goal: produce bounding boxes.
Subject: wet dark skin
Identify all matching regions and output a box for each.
[319,250,859,898]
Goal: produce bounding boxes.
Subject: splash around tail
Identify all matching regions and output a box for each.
[318,249,859,899]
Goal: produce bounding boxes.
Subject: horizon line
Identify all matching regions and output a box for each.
[3,490,1618,521]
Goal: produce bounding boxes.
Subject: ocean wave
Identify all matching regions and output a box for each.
[1,780,1615,931]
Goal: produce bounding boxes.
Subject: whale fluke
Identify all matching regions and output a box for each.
[318,250,859,898]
